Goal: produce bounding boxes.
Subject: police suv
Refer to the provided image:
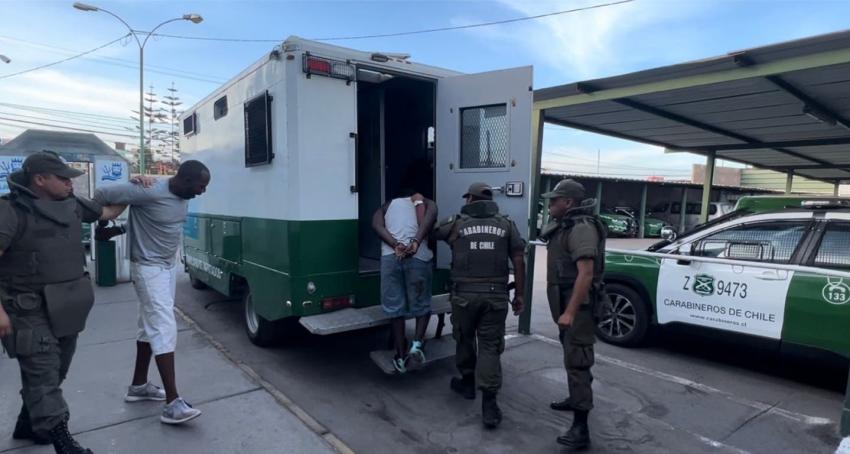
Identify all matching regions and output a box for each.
[598,199,850,360]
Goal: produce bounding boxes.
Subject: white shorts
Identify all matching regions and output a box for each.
[131,262,178,355]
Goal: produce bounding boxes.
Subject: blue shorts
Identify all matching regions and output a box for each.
[380,255,433,318]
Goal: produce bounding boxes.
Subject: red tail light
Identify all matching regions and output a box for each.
[306,57,332,75]
[322,296,354,311]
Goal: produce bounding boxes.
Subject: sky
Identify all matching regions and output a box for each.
[1,0,849,178]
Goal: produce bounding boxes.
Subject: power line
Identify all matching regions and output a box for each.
[0,34,226,83]
[0,34,130,80]
[0,117,137,139]
[0,102,138,124]
[143,0,635,43]
[0,111,135,133]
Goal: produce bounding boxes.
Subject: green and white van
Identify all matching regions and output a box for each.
[600,201,850,360]
[180,37,533,345]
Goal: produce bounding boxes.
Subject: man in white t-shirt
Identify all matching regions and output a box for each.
[372,188,437,373]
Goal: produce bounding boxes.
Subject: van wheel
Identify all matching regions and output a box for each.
[243,290,279,347]
[595,283,649,347]
[189,273,208,290]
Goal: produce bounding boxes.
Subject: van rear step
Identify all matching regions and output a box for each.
[299,294,451,335]
[370,336,456,375]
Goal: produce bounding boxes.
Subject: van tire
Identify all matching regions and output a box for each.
[189,273,208,290]
[243,290,280,347]
[595,283,649,347]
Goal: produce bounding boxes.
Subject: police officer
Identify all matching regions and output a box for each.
[434,182,526,429]
[0,151,122,454]
[540,179,607,449]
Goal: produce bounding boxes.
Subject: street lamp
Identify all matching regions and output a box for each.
[0,55,10,64]
[73,2,202,174]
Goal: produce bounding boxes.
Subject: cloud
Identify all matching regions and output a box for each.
[463,0,715,81]
[0,70,141,142]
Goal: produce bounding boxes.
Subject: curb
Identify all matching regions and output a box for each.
[175,306,356,454]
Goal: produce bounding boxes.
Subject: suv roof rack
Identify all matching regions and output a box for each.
[800,200,850,209]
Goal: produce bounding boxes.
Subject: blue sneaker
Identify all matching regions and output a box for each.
[409,340,426,363]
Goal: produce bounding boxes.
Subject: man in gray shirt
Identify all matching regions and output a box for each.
[94,160,210,425]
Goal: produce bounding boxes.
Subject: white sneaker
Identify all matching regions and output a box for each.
[125,382,166,402]
[160,397,202,425]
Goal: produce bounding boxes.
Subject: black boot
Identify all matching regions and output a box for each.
[481,391,502,429]
[550,397,578,412]
[450,375,476,400]
[556,410,590,450]
[12,405,50,445]
[48,420,93,454]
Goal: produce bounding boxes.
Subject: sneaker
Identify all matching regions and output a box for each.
[391,355,408,374]
[409,340,426,363]
[125,382,167,402]
[160,398,202,425]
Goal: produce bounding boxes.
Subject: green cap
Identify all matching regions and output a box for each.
[462,182,493,200]
[542,179,585,199]
[22,151,83,179]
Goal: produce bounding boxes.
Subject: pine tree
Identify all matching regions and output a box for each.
[161,82,184,166]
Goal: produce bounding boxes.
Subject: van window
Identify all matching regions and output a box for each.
[214,96,228,120]
[814,222,850,269]
[183,112,197,136]
[244,91,273,167]
[689,221,808,263]
[459,104,508,169]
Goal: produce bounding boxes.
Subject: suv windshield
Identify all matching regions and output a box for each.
[645,209,753,252]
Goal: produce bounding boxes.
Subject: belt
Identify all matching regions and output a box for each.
[453,282,508,293]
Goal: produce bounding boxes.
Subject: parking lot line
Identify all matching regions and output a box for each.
[524,333,833,426]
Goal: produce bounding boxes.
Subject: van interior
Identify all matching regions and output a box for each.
[355,69,436,273]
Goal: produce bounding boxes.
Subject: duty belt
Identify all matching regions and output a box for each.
[453,282,508,293]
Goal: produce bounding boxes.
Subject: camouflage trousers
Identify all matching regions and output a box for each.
[450,291,509,394]
[2,293,76,437]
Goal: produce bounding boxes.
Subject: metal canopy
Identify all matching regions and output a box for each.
[534,30,850,184]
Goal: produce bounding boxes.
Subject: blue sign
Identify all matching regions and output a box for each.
[0,156,24,194]
[101,162,124,181]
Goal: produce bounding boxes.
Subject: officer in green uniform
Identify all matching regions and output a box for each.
[0,151,122,454]
[540,179,606,449]
[434,182,526,429]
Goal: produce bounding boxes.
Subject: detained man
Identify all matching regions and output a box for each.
[93,160,210,425]
[372,187,437,373]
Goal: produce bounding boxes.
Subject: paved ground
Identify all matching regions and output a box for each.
[2,239,847,453]
[0,283,339,454]
[171,241,848,454]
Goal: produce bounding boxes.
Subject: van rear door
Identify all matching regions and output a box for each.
[435,66,533,269]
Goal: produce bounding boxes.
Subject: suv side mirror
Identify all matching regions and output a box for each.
[661,226,677,242]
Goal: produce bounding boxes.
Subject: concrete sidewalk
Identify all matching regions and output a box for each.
[0,282,341,454]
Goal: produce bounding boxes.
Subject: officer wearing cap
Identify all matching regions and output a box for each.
[433,182,526,429]
[540,179,607,449]
[0,151,123,453]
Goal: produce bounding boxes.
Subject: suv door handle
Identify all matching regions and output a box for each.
[754,270,787,281]
[675,258,692,266]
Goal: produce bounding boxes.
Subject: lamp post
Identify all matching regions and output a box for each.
[73,2,202,174]
[0,55,10,64]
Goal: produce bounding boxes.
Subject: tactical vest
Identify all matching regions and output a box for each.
[0,193,86,291]
[449,201,513,284]
[546,214,606,286]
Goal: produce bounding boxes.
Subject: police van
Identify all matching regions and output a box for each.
[180,37,533,346]
[599,199,850,360]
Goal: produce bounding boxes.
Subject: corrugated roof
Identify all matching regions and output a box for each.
[541,171,777,193]
[0,129,126,162]
[535,30,850,184]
